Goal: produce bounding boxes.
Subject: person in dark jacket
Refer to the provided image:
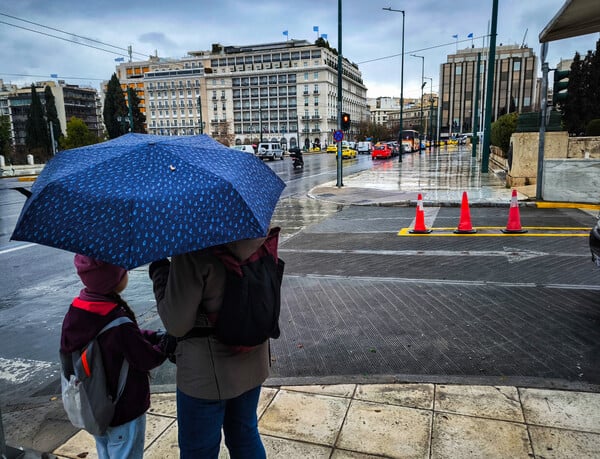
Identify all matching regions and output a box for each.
[61,254,173,459]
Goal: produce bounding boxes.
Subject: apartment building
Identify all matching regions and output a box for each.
[0,79,102,158]
[114,39,368,148]
[439,45,538,137]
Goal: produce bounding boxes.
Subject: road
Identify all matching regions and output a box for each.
[0,152,371,403]
[1,151,599,413]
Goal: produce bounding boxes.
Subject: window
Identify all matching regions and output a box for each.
[304,72,309,81]
[314,72,319,80]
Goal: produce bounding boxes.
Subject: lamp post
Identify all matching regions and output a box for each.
[383,6,405,163]
[411,54,425,150]
[197,95,204,134]
[423,76,433,148]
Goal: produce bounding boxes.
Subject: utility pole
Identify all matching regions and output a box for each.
[383,7,405,163]
[336,0,343,187]
[411,54,425,151]
[481,0,499,172]
[472,52,481,158]
[197,95,204,134]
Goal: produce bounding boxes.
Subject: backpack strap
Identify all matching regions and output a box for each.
[96,316,133,402]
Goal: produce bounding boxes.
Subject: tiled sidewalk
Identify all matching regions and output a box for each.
[53,383,600,458]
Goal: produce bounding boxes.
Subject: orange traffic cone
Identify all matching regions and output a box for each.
[502,189,528,233]
[454,191,477,234]
[409,193,432,234]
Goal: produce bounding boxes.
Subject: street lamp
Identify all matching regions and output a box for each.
[383,6,405,163]
[423,76,433,148]
[197,95,204,135]
[411,54,424,150]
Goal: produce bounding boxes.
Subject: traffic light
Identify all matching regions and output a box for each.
[341,112,351,131]
[553,69,570,105]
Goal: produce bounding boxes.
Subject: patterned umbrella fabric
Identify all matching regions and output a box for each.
[11,134,286,269]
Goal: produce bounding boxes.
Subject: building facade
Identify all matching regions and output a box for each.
[0,80,102,159]
[439,45,538,137]
[113,39,368,149]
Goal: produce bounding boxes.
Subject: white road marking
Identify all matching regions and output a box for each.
[0,243,37,255]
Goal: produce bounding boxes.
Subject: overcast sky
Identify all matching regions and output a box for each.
[2,0,598,99]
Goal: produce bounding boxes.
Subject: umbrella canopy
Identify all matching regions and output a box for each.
[11,134,286,269]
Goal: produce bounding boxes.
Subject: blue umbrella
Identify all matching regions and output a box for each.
[11,134,285,269]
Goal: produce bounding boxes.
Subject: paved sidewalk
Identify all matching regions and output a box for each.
[50,383,600,458]
[4,148,600,458]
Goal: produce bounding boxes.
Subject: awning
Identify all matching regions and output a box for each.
[539,0,600,42]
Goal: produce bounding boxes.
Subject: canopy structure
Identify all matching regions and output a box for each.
[539,0,600,43]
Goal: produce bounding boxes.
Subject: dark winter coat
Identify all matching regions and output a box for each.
[60,293,166,427]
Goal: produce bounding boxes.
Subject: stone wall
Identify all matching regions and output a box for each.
[542,159,600,203]
[506,132,569,187]
[504,132,600,202]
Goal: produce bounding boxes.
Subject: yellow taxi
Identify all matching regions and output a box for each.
[341,146,357,159]
[326,144,338,153]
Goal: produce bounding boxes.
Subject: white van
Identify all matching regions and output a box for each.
[231,145,255,154]
[357,141,372,155]
[257,142,284,161]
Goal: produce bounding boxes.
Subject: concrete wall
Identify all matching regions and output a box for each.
[542,159,600,203]
[504,132,600,202]
[506,132,569,187]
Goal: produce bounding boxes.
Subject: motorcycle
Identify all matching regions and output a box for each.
[289,148,304,169]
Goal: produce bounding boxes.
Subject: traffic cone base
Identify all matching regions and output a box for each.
[503,189,528,233]
[454,191,477,234]
[501,227,528,234]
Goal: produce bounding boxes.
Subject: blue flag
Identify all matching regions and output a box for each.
[452,34,458,39]
[114,57,125,62]
[313,25,319,32]
[283,30,288,36]
[320,33,328,40]
[467,33,473,38]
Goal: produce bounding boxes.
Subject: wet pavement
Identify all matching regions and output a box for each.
[3,146,600,458]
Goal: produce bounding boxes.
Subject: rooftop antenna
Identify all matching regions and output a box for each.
[521,28,528,48]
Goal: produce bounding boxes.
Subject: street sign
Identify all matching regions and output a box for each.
[333,130,344,142]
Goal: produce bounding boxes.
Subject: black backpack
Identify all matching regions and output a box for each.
[182,227,284,347]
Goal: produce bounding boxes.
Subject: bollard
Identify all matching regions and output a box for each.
[26,155,34,166]
[0,155,5,168]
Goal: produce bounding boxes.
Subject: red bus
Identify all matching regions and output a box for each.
[400,130,420,152]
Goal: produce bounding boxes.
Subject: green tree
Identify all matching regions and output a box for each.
[0,115,12,160]
[103,73,129,139]
[60,116,99,150]
[490,112,518,154]
[560,39,600,135]
[44,85,62,151]
[128,87,146,133]
[25,84,51,162]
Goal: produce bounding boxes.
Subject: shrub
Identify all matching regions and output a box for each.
[585,119,600,136]
[491,112,519,154]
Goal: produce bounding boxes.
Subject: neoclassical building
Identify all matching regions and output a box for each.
[114,39,368,148]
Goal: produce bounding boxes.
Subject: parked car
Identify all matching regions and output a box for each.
[385,141,400,157]
[257,142,284,160]
[231,145,255,154]
[590,213,600,267]
[371,143,393,160]
[357,141,372,155]
[326,144,338,153]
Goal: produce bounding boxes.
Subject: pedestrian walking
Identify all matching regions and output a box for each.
[61,255,174,458]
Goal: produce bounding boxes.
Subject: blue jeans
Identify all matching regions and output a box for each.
[177,386,266,459]
[93,413,146,459]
